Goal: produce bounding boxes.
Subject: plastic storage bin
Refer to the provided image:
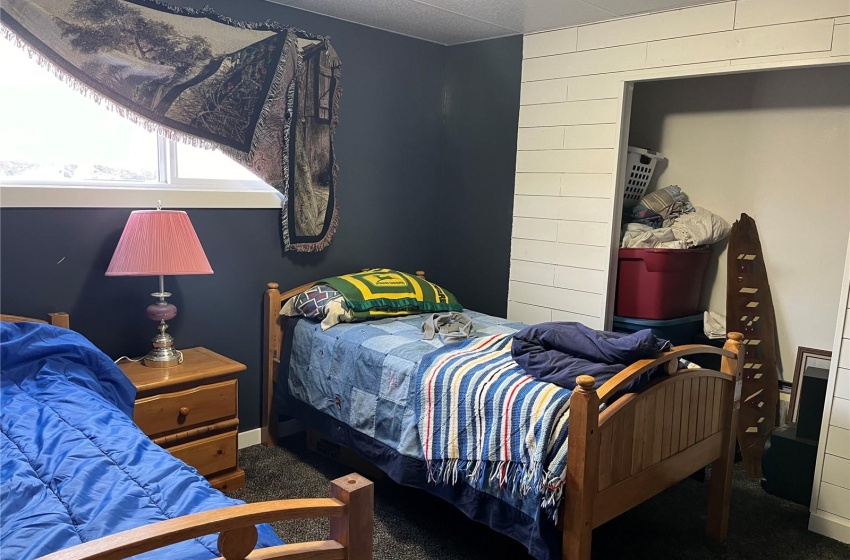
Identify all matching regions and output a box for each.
[615,247,710,320]
[612,314,703,346]
[623,147,664,208]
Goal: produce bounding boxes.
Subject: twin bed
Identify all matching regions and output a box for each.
[262,276,745,560]
[0,313,373,560]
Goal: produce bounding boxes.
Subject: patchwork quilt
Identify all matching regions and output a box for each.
[285,310,524,458]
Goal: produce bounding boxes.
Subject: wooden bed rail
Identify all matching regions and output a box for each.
[37,473,374,560]
[1,312,69,328]
[594,337,742,404]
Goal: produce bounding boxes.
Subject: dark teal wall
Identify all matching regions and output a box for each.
[0,1,522,430]
[439,37,522,317]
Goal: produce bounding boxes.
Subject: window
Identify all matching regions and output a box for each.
[170,142,262,184]
[0,36,279,208]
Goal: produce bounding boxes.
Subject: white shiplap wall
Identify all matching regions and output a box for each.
[809,236,850,544]
[509,0,850,329]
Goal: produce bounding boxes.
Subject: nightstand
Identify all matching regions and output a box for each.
[119,347,246,492]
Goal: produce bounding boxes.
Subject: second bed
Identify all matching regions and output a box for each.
[262,279,744,560]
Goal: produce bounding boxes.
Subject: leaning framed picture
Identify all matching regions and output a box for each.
[786,347,832,425]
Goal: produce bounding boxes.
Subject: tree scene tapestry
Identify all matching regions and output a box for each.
[1,0,342,251]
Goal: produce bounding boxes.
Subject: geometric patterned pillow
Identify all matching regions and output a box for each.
[293,285,343,317]
[280,284,353,330]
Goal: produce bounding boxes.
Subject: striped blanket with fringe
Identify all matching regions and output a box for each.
[417,334,574,514]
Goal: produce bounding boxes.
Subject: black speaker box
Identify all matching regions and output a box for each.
[796,366,829,441]
[761,425,818,506]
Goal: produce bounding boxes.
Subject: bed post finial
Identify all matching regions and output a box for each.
[576,375,596,392]
[415,270,426,279]
[48,312,70,329]
[267,282,279,290]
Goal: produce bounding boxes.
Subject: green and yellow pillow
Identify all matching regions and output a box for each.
[319,268,462,320]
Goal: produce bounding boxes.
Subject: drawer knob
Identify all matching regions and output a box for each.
[179,406,190,416]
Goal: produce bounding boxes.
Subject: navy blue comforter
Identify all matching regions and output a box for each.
[0,322,282,559]
[511,322,670,389]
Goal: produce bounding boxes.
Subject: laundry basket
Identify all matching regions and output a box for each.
[623,147,664,208]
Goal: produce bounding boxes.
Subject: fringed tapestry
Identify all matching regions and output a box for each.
[1,0,341,251]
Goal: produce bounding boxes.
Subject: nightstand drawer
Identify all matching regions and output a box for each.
[134,380,236,437]
[168,430,237,477]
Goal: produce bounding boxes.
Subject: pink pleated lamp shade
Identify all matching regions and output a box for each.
[105,210,213,276]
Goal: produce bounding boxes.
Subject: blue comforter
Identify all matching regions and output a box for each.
[1,322,282,559]
[511,322,670,389]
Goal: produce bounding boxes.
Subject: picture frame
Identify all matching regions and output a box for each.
[786,347,832,425]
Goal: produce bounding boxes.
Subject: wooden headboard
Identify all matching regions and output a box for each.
[0,312,70,328]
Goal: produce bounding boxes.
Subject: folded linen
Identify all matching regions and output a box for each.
[621,223,689,249]
[621,207,730,249]
[671,207,731,247]
[704,311,727,340]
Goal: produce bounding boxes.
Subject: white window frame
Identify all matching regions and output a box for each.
[165,138,270,191]
[1,135,282,209]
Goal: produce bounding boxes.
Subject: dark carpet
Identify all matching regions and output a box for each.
[229,436,849,560]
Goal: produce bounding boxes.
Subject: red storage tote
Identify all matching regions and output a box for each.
[615,247,710,320]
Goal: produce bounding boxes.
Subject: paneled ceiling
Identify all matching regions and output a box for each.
[265,0,724,45]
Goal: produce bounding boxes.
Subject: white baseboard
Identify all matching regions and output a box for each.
[238,420,305,449]
[809,510,850,544]
[238,428,262,449]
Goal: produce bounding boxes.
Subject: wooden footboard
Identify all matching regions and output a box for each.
[562,335,744,560]
[37,473,374,560]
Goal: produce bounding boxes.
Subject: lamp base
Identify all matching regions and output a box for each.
[143,347,181,368]
[142,315,182,368]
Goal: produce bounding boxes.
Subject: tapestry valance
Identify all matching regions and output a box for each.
[1,0,341,251]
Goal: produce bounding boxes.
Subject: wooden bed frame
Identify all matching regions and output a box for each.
[1,312,70,328]
[1,313,374,560]
[261,278,744,560]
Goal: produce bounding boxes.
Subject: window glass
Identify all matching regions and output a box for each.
[0,36,159,183]
[173,142,263,183]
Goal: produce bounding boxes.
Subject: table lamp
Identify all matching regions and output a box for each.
[106,208,213,368]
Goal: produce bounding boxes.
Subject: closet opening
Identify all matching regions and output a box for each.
[613,64,849,386]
